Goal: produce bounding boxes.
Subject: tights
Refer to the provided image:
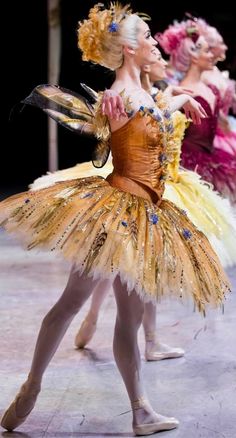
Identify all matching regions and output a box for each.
[82,279,158,340]
[17,269,156,424]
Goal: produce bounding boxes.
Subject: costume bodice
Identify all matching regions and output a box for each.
[106,104,174,205]
[182,85,220,153]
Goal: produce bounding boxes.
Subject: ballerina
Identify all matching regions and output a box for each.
[0,4,230,435]
[197,19,236,156]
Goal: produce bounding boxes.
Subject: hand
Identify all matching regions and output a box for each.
[183,97,208,124]
[101,89,127,120]
[165,85,194,97]
[170,85,194,97]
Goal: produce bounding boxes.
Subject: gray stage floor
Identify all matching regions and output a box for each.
[0,230,235,437]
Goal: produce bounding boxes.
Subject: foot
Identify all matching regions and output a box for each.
[1,377,41,431]
[132,397,179,436]
[74,316,97,349]
[145,334,184,361]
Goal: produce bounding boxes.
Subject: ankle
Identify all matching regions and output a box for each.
[132,397,150,411]
[25,374,41,392]
[131,397,156,425]
[145,331,158,343]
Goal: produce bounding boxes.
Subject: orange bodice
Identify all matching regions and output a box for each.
[106,111,168,205]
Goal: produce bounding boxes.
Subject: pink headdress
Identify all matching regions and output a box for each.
[195,18,223,47]
[156,19,199,55]
[155,20,200,72]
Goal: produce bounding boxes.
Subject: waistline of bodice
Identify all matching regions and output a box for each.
[106,172,162,205]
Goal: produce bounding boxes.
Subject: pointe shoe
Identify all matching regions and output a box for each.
[132,398,179,436]
[145,333,184,361]
[133,416,179,436]
[74,317,97,349]
[1,381,40,431]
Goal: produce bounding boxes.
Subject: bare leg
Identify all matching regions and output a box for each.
[112,277,178,433]
[1,269,98,430]
[142,302,157,336]
[74,279,111,348]
[142,302,185,361]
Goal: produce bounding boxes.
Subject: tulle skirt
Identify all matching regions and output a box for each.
[30,160,236,268]
[0,173,230,314]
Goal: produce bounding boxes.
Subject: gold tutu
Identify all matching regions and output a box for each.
[0,174,229,314]
[30,112,236,269]
[0,105,230,313]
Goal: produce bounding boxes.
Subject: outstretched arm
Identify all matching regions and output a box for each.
[101,88,207,125]
[168,94,207,124]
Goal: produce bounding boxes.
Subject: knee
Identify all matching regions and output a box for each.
[60,294,83,317]
[42,296,81,327]
[117,307,144,333]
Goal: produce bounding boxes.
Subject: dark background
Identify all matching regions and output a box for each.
[2,1,236,193]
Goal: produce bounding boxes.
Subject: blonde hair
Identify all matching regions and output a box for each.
[78,3,145,70]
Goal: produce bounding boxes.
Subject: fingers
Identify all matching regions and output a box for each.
[104,100,113,118]
[117,95,127,118]
[112,96,126,120]
[191,110,201,124]
[184,108,190,120]
[189,105,202,124]
[184,99,208,124]
[184,104,201,124]
[193,103,208,123]
[111,97,119,120]
[198,104,208,118]
[101,92,127,120]
[101,96,118,119]
[101,93,111,116]
[189,110,198,124]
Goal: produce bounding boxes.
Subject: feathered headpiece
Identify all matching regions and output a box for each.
[156,19,199,55]
[78,3,133,66]
[78,2,150,70]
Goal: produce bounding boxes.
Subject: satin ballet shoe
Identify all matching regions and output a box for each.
[145,333,185,361]
[74,317,97,349]
[1,381,40,431]
[132,398,179,436]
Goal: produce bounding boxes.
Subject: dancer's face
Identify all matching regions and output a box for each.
[133,20,158,66]
[193,36,214,71]
[210,36,228,63]
[142,49,168,81]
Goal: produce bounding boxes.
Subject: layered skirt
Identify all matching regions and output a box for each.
[0,174,230,314]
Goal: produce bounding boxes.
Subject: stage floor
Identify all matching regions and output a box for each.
[0,230,236,437]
